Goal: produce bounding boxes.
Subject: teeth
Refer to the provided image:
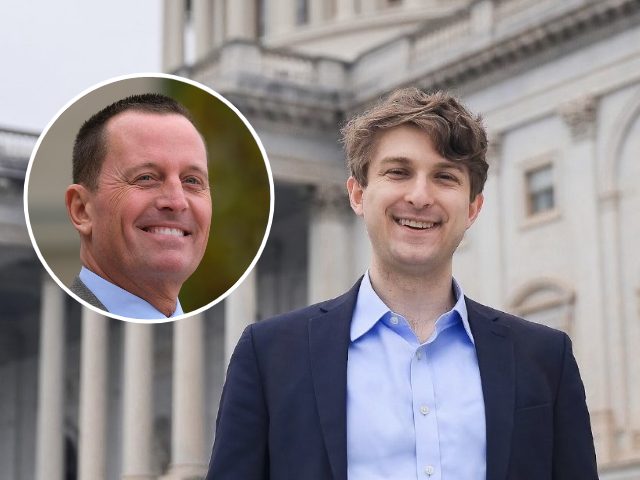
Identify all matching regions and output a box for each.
[398,218,435,229]
[146,227,186,237]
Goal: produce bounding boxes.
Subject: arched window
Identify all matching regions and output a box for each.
[509,278,575,334]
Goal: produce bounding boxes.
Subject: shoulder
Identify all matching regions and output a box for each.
[254,300,331,330]
[239,280,361,357]
[252,280,361,333]
[70,276,86,295]
[467,297,566,336]
[70,276,108,311]
[465,297,569,356]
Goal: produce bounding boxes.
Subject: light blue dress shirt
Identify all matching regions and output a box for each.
[79,266,184,320]
[347,272,486,480]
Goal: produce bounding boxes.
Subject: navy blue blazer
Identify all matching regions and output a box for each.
[207,280,598,479]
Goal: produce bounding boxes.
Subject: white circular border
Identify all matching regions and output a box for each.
[24,72,275,324]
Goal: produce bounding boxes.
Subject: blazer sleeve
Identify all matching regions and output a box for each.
[206,325,270,480]
[552,333,599,479]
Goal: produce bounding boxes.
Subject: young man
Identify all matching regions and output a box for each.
[207,88,597,479]
[65,94,212,320]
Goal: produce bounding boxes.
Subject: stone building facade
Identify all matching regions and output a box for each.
[2,0,640,478]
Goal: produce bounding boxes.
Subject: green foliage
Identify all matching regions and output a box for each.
[163,79,271,311]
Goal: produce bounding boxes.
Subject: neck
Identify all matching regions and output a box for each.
[369,260,456,342]
[82,259,180,317]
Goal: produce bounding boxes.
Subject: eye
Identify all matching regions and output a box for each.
[134,174,156,184]
[385,168,408,178]
[436,172,460,183]
[183,175,209,190]
[184,175,206,185]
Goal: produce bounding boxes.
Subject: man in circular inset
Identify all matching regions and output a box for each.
[65,94,212,319]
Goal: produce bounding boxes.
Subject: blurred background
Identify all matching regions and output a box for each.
[1,0,640,478]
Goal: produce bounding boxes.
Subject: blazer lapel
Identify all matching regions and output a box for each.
[308,281,361,480]
[466,298,515,480]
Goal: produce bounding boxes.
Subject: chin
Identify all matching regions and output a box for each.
[391,254,447,275]
[147,259,196,280]
[392,249,437,265]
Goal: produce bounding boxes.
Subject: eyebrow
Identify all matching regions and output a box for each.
[378,156,411,167]
[122,162,209,178]
[378,156,466,173]
[433,161,465,173]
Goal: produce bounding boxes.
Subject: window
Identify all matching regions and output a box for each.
[256,0,266,37]
[296,0,309,25]
[525,164,554,216]
[510,279,575,334]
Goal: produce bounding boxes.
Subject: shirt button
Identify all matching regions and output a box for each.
[424,465,435,476]
[390,316,399,325]
[420,405,430,415]
[416,351,422,360]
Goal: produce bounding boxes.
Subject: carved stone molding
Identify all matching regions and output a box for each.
[384,0,640,105]
[508,276,575,334]
[222,87,345,131]
[559,95,598,141]
[185,1,640,126]
[310,184,351,218]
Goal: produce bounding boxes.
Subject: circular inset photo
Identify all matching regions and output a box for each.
[25,73,273,323]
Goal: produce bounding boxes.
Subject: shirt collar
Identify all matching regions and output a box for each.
[79,266,184,320]
[350,271,475,345]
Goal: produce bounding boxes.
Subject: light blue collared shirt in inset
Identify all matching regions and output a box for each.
[79,266,184,320]
[347,272,486,480]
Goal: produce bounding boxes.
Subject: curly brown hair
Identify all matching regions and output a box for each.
[341,88,489,200]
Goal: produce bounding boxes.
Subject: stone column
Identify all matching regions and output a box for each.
[226,0,256,40]
[268,0,296,35]
[35,278,66,480]
[122,323,154,479]
[359,0,378,15]
[309,0,325,25]
[476,132,505,309]
[163,0,185,71]
[598,190,626,451]
[193,0,213,60]
[336,0,356,20]
[78,309,109,480]
[212,0,225,46]
[166,315,207,479]
[559,95,612,460]
[224,269,257,367]
[352,218,371,280]
[308,184,353,304]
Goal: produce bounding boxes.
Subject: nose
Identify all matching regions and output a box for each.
[155,178,189,211]
[405,177,434,209]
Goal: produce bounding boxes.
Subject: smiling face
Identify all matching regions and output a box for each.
[72,110,212,296]
[347,124,483,278]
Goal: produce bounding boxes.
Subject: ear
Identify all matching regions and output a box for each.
[466,193,484,228]
[346,176,365,216]
[65,184,93,236]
